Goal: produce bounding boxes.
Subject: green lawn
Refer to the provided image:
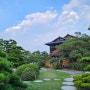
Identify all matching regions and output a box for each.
[26,69,70,90]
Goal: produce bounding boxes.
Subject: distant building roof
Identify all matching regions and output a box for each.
[45,41,65,46]
[64,34,76,39]
[52,36,65,42]
[45,34,76,46]
[45,36,66,46]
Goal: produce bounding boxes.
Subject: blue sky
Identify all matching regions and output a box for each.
[0,0,90,53]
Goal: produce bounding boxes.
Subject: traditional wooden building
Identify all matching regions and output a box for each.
[45,34,76,68]
[45,34,76,55]
[45,36,65,53]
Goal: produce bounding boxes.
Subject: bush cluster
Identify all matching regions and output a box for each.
[81,57,90,62]
[52,62,62,69]
[0,73,28,90]
[70,62,87,71]
[15,64,39,81]
[0,59,27,90]
[84,64,90,71]
[73,73,90,90]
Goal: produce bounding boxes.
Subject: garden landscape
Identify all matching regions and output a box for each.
[0,0,90,90]
[0,32,90,90]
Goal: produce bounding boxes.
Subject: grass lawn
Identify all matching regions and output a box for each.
[26,69,70,90]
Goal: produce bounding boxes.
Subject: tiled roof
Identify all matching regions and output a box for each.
[45,40,65,46]
[45,34,76,46]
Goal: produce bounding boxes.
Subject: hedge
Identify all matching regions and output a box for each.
[15,64,39,81]
[73,73,90,90]
[81,57,90,62]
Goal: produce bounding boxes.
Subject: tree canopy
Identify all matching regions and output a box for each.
[0,48,27,90]
[56,33,90,62]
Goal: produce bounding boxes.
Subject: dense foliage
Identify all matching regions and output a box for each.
[0,38,49,89]
[73,73,90,90]
[56,33,90,62]
[52,62,62,69]
[0,48,27,90]
[0,39,49,68]
[0,39,31,67]
[29,51,49,67]
[84,64,90,71]
[70,62,87,71]
[81,57,90,62]
[16,64,39,81]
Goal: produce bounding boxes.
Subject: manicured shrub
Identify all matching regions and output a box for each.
[15,64,28,76]
[81,83,90,89]
[21,67,37,81]
[52,62,62,69]
[16,64,39,81]
[73,75,82,80]
[81,57,90,62]
[73,73,90,90]
[74,80,82,87]
[83,76,90,83]
[84,64,90,71]
[82,73,90,77]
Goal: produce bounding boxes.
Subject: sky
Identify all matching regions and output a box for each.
[0,0,90,53]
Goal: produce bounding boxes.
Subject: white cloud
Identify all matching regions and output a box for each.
[26,11,57,23]
[5,11,57,33]
[63,0,87,10]
[57,10,79,25]
[2,11,58,52]
[79,5,90,22]
[1,0,90,52]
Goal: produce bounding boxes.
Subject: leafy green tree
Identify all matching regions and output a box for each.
[28,51,49,67]
[38,51,49,67]
[3,39,17,53]
[0,48,27,90]
[7,46,27,67]
[74,32,81,38]
[23,50,32,63]
[75,32,89,39]
[0,38,49,68]
[69,50,82,62]
[31,51,41,63]
[57,37,90,62]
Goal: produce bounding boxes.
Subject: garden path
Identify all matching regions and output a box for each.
[23,68,83,90]
[33,68,83,90]
[61,69,83,90]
